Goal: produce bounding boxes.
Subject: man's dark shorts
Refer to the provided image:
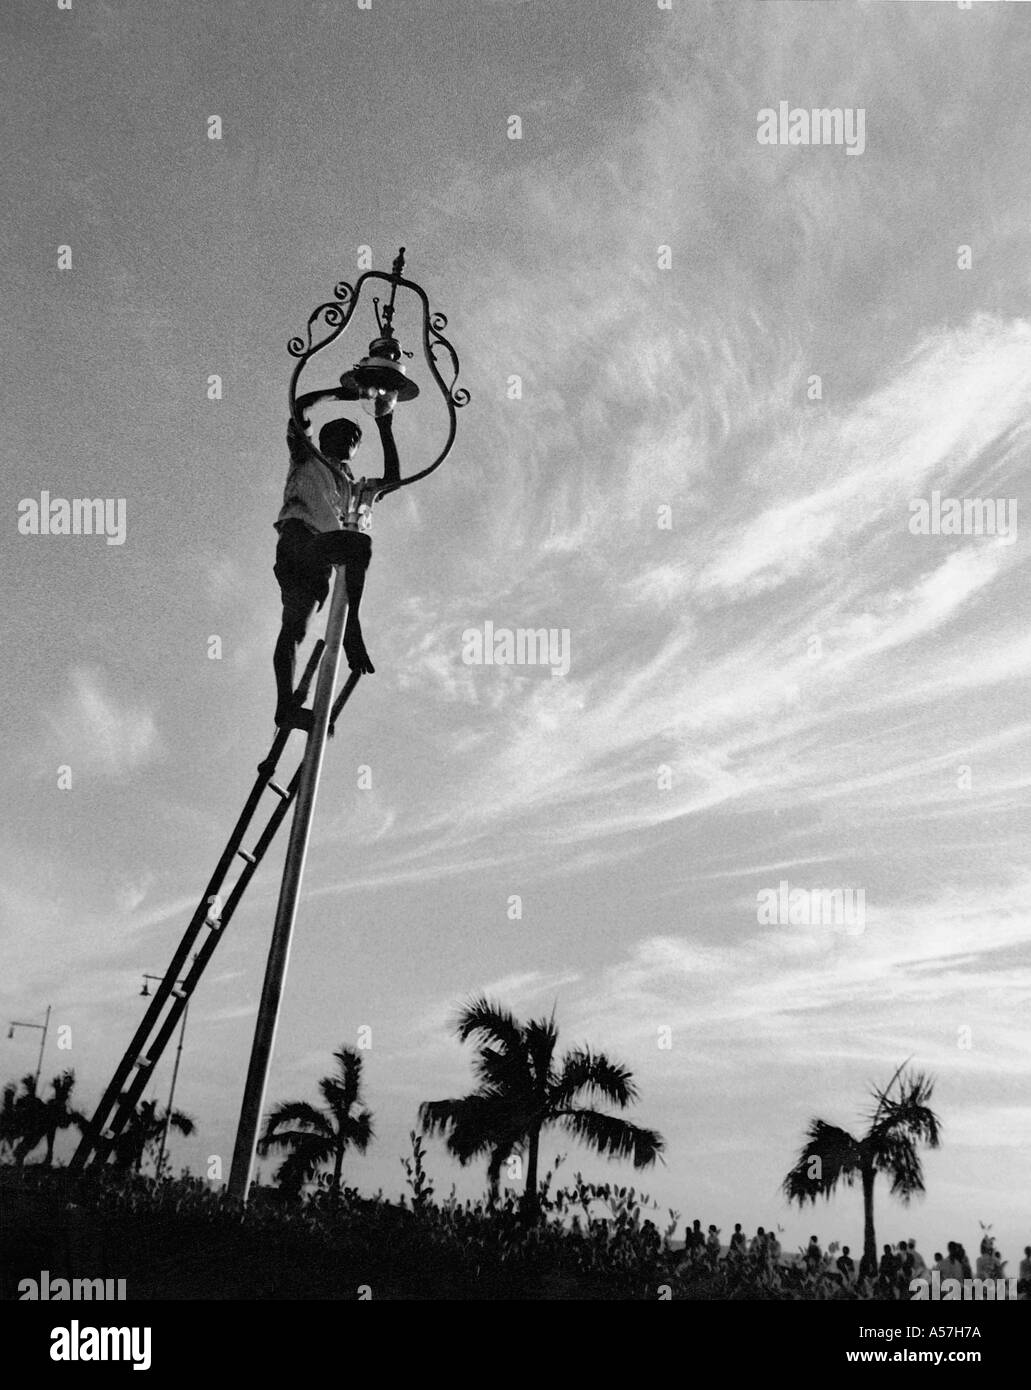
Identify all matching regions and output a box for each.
[274,520,372,631]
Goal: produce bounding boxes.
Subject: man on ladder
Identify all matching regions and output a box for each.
[272,384,399,732]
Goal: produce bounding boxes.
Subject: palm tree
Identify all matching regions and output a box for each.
[258,1046,373,1198]
[0,1076,36,1163]
[419,997,664,1218]
[1,1074,52,1166]
[31,1070,85,1166]
[782,1062,942,1277]
[0,1072,84,1167]
[112,1099,195,1175]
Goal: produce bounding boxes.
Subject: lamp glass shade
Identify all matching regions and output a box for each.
[360,387,399,418]
[339,360,419,403]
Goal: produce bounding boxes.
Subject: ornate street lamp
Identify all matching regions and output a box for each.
[286,245,468,529]
[7,1005,52,1094]
[227,249,467,1203]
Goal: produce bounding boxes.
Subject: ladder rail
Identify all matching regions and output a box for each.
[70,639,326,1172]
[105,670,365,1163]
[91,747,309,1165]
[329,668,361,735]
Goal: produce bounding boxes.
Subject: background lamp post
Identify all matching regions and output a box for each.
[7,1005,52,1094]
[140,972,190,1180]
[226,247,468,1203]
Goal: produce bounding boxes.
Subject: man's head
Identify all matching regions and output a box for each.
[319,417,362,463]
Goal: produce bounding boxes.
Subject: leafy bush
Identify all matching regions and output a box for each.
[0,1162,891,1300]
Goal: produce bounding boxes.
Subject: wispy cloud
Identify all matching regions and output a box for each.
[43,668,162,777]
[5,0,1031,1256]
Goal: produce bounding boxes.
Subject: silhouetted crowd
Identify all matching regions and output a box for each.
[679,1221,1031,1298]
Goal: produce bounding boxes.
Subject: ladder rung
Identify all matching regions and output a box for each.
[267,781,289,800]
[134,1056,153,1070]
[171,986,188,999]
[236,849,256,864]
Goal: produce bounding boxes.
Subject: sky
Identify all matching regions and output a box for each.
[1,0,1030,1269]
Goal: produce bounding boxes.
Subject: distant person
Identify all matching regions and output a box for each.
[897,1240,914,1283]
[685,1218,705,1261]
[750,1226,767,1264]
[1019,1246,1031,1299]
[728,1222,747,1262]
[804,1234,822,1274]
[956,1244,972,1280]
[766,1228,781,1269]
[706,1224,721,1266]
[907,1239,927,1278]
[878,1243,900,1297]
[931,1251,944,1276]
[940,1243,964,1282]
[837,1245,856,1284]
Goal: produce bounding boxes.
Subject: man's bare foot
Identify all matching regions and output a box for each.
[343,625,375,675]
[275,704,314,734]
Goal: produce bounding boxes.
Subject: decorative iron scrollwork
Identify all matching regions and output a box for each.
[286,252,469,509]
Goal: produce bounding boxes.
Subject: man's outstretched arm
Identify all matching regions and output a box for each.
[294,386,350,426]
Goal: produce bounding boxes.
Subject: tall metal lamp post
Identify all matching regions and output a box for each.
[140,972,190,1179]
[7,1005,52,1094]
[227,248,467,1202]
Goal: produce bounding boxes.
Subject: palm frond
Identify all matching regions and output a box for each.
[871,1071,941,1144]
[782,1120,862,1205]
[341,1108,374,1154]
[261,1099,332,1146]
[560,1108,664,1167]
[47,1071,77,1104]
[523,1016,559,1094]
[320,1046,365,1116]
[420,1096,496,1156]
[167,1109,195,1138]
[470,1042,532,1095]
[454,997,523,1054]
[553,1047,639,1109]
[260,1128,335,1164]
[864,1057,913,1126]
